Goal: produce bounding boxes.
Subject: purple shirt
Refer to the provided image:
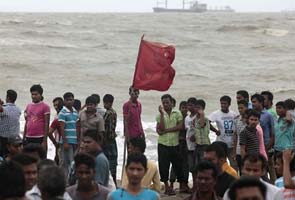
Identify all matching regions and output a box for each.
[123,100,144,138]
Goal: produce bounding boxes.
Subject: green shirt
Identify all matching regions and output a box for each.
[267,107,278,120]
[195,117,211,145]
[156,109,183,146]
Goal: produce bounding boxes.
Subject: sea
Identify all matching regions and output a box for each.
[0,12,295,178]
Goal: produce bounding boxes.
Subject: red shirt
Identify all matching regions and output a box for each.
[123,100,144,138]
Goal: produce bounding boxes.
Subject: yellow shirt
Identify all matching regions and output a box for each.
[121,160,161,192]
[222,162,239,178]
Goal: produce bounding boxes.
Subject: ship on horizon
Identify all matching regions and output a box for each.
[153,0,235,13]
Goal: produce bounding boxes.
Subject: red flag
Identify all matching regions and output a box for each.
[132,36,176,91]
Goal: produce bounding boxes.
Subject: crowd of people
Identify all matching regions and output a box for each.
[0,84,295,200]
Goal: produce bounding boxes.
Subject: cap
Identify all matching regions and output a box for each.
[7,135,23,144]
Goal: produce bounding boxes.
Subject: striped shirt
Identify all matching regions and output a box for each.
[58,106,78,144]
[0,103,21,138]
[240,126,259,154]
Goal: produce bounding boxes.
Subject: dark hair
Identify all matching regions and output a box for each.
[220,95,231,104]
[237,100,248,108]
[129,137,146,153]
[38,166,66,199]
[30,84,43,95]
[84,129,102,145]
[228,177,266,200]
[37,159,56,172]
[103,94,114,103]
[126,152,147,170]
[74,153,96,169]
[196,99,206,109]
[187,97,198,105]
[195,160,218,179]
[179,101,187,109]
[205,144,226,159]
[242,154,267,171]
[276,101,286,109]
[129,86,139,95]
[251,93,264,104]
[23,143,46,160]
[285,99,295,110]
[161,94,173,102]
[247,109,260,119]
[63,92,74,99]
[11,153,38,166]
[0,161,26,199]
[212,141,228,157]
[73,99,81,111]
[6,89,17,102]
[171,97,176,106]
[91,94,100,104]
[261,91,274,102]
[52,97,63,113]
[275,152,283,163]
[236,90,249,101]
[85,96,98,105]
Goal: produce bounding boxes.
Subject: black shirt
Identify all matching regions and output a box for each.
[215,172,236,197]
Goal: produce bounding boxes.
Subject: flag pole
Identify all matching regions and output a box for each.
[132,35,145,87]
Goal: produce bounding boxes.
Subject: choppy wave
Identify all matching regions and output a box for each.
[32,19,73,26]
[258,28,289,37]
[0,19,24,25]
[217,24,260,32]
[273,88,295,94]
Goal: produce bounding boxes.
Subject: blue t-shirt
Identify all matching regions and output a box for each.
[95,151,110,187]
[58,106,79,144]
[107,188,159,200]
[260,110,274,145]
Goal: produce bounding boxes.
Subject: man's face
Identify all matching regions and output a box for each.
[129,88,139,101]
[187,102,195,113]
[236,94,245,102]
[31,91,42,103]
[203,151,221,168]
[64,96,74,108]
[251,98,262,111]
[86,102,97,113]
[220,101,230,112]
[276,105,286,117]
[196,169,216,192]
[275,157,283,177]
[53,100,61,112]
[126,162,146,186]
[242,160,264,178]
[235,187,264,200]
[23,164,38,191]
[162,98,172,112]
[179,104,188,116]
[82,137,99,154]
[103,102,112,110]
[76,164,95,186]
[7,143,23,155]
[248,116,259,128]
[238,104,248,116]
[262,95,270,107]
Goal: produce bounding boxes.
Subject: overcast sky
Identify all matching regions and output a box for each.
[0,0,294,12]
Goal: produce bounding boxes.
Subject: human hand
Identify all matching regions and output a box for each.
[158,105,164,114]
[283,149,294,164]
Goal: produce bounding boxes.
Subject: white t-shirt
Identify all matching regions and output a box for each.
[185,114,197,151]
[209,110,237,148]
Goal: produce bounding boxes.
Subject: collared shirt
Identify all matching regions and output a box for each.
[123,100,144,138]
[79,110,105,137]
[26,185,72,200]
[67,183,110,200]
[156,109,183,146]
[195,117,210,145]
[103,108,117,143]
[0,103,21,138]
[234,115,247,155]
[259,110,274,145]
[222,162,238,178]
[274,118,295,151]
[25,101,50,138]
[58,106,78,144]
[267,107,278,120]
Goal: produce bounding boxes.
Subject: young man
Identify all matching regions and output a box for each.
[156,94,185,195]
[78,96,105,139]
[82,130,109,187]
[103,94,118,186]
[11,153,38,191]
[107,152,160,200]
[5,135,23,161]
[0,89,21,157]
[185,161,222,200]
[285,99,295,120]
[24,84,50,149]
[209,95,237,170]
[239,109,260,158]
[236,90,252,109]
[261,91,278,120]
[203,144,236,197]
[274,101,295,152]
[58,92,79,177]
[274,152,284,187]
[123,86,144,140]
[91,94,106,117]
[121,137,161,192]
[67,153,110,200]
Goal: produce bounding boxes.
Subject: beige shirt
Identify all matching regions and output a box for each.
[79,110,105,136]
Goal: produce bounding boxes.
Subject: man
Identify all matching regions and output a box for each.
[261,91,278,120]
[123,86,144,140]
[58,92,79,177]
[251,93,276,183]
[228,177,266,200]
[156,94,186,195]
[67,153,110,200]
[11,153,38,191]
[107,152,160,200]
[223,154,280,200]
[91,94,106,117]
[185,161,222,200]
[209,95,237,170]
[78,96,105,139]
[24,84,50,149]
[203,144,236,197]
[83,130,109,187]
[103,94,118,186]
[23,143,46,161]
[5,135,23,161]
[236,90,252,109]
[121,137,161,192]
[0,89,21,157]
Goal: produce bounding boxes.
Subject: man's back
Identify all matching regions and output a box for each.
[94,151,110,187]
[215,171,236,197]
[0,103,21,137]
